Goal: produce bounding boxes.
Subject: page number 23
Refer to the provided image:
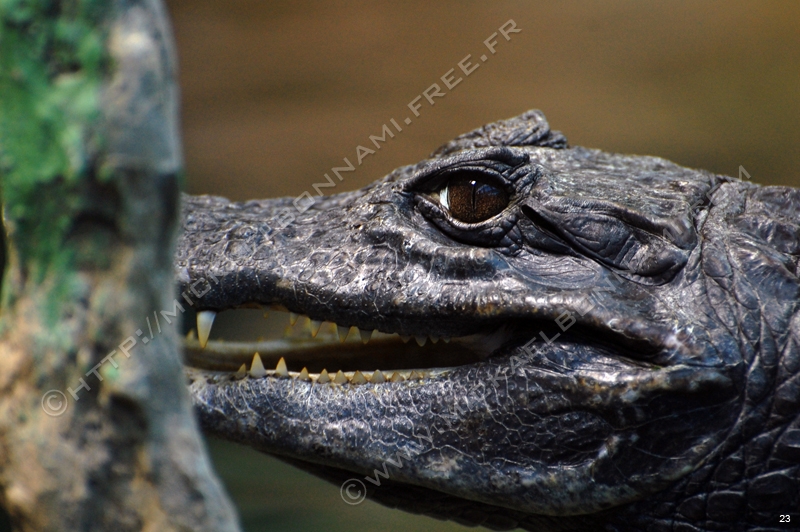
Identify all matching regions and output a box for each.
[780,515,791,523]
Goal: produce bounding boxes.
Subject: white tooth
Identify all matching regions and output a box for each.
[234,364,247,379]
[400,335,411,343]
[310,320,323,337]
[275,357,289,378]
[333,370,347,384]
[289,312,299,326]
[250,352,266,378]
[389,372,405,382]
[337,325,350,342]
[186,329,196,341]
[297,367,310,381]
[317,369,330,383]
[370,370,386,383]
[350,371,367,384]
[197,311,216,349]
[359,328,373,344]
[415,336,427,347]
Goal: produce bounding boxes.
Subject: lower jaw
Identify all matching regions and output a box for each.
[184,336,473,385]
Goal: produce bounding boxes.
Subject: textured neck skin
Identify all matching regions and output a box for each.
[613,181,800,531]
[177,111,800,531]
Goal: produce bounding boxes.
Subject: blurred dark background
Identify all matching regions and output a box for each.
[164,1,799,530]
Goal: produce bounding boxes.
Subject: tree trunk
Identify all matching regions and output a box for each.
[0,0,241,530]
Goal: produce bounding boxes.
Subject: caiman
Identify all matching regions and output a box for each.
[176,110,800,531]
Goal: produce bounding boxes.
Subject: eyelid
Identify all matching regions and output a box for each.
[440,185,450,209]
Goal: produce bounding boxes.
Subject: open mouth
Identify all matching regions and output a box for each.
[183,299,665,388]
[183,306,502,385]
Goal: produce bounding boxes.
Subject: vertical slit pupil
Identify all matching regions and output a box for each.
[444,172,508,223]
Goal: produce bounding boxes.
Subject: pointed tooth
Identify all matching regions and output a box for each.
[415,336,427,347]
[333,370,347,384]
[359,328,373,344]
[442,337,450,343]
[400,335,410,343]
[337,325,350,342]
[197,311,216,348]
[370,370,386,383]
[430,336,439,344]
[234,363,247,379]
[249,352,266,378]
[409,370,421,380]
[289,312,299,326]
[350,370,367,385]
[186,329,196,341]
[275,357,289,378]
[310,320,323,337]
[389,372,405,382]
[317,369,330,384]
[297,367,310,381]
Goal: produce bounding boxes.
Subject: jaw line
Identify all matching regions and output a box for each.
[182,307,515,384]
[181,300,671,386]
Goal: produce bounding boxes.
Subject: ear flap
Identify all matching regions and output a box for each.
[432,109,568,157]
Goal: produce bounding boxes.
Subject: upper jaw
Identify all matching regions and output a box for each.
[174,140,716,350]
[172,139,722,377]
[174,175,705,373]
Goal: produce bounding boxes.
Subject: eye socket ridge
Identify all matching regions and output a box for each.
[437,169,510,224]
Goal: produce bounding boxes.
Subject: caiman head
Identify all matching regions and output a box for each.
[177,111,800,530]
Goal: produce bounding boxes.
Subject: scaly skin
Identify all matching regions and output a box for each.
[176,111,800,531]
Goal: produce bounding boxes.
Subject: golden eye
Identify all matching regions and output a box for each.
[440,173,509,223]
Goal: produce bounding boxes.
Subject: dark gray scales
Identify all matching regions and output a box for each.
[176,111,800,531]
